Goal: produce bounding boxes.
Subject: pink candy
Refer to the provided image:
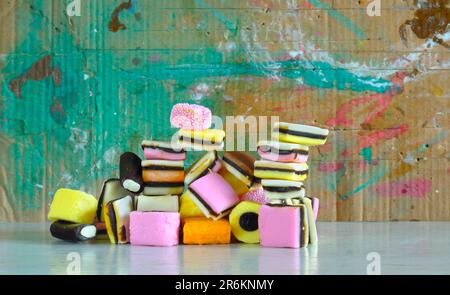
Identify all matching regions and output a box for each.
[240,186,269,204]
[257,149,308,163]
[259,205,301,248]
[170,103,212,131]
[129,212,180,247]
[143,148,186,161]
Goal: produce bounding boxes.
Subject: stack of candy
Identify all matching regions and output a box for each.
[255,122,328,248]
[48,189,98,242]
[171,103,225,151]
[128,141,185,246]
[172,103,238,244]
[47,102,329,250]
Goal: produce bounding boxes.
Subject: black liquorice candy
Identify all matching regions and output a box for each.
[120,152,144,193]
[50,220,97,242]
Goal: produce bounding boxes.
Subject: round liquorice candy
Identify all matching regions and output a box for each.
[120,152,144,193]
[50,220,97,242]
[229,201,261,244]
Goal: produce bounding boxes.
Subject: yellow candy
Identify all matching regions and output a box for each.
[218,167,249,196]
[274,132,326,147]
[254,160,308,182]
[254,170,307,182]
[179,191,204,219]
[177,129,225,151]
[178,129,225,142]
[48,189,98,224]
[229,201,261,244]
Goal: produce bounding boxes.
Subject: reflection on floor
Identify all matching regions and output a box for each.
[0,222,449,275]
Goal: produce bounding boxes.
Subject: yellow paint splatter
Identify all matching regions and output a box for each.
[431,86,444,97]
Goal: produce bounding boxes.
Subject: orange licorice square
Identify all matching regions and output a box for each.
[183,217,231,245]
[142,170,185,182]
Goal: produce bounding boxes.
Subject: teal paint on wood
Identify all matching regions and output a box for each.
[1,0,448,221]
[308,0,368,40]
[359,147,373,164]
[0,0,391,213]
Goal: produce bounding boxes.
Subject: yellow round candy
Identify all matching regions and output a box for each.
[229,201,261,244]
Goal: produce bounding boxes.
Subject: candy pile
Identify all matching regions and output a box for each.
[255,122,328,248]
[48,103,329,248]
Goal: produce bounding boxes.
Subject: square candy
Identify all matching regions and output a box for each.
[129,211,180,247]
[258,205,308,248]
[189,172,239,218]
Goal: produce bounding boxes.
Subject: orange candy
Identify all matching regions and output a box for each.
[183,217,231,245]
[142,170,185,182]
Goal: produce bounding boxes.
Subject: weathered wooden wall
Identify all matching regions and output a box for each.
[0,0,449,221]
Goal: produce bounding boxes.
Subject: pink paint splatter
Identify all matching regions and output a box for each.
[348,160,379,171]
[357,124,409,151]
[249,0,273,8]
[317,141,333,153]
[318,162,344,173]
[359,125,409,151]
[373,178,432,199]
[340,149,351,157]
[327,72,405,128]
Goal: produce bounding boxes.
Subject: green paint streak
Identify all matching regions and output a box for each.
[359,147,373,164]
[121,59,393,93]
[340,131,449,200]
[194,0,238,33]
[309,0,367,40]
[340,163,388,200]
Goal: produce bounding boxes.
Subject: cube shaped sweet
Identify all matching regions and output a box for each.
[186,172,239,220]
[258,205,309,248]
[135,195,179,212]
[183,217,231,245]
[179,191,204,219]
[129,211,180,247]
[104,195,134,244]
[48,189,98,224]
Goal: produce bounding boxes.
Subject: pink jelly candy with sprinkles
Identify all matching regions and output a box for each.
[240,185,268,205]
[170,103,212,131]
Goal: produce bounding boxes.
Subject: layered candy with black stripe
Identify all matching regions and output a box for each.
[261,179,306,200]
[141,160,185,195]
[184,151,221,185]
[222,151,256,187]
[141,140,186,161]
[254,160,308,181]
[177,129,225,151]
[185,172,239,220]
[257,140,309,163]
[104,195,134,244]
[273,122,329,146]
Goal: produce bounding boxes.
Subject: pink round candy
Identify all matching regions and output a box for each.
[240,186,268,204]
[170,103,212,131]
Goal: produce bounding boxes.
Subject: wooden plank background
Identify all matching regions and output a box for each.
[0,0,449,221]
